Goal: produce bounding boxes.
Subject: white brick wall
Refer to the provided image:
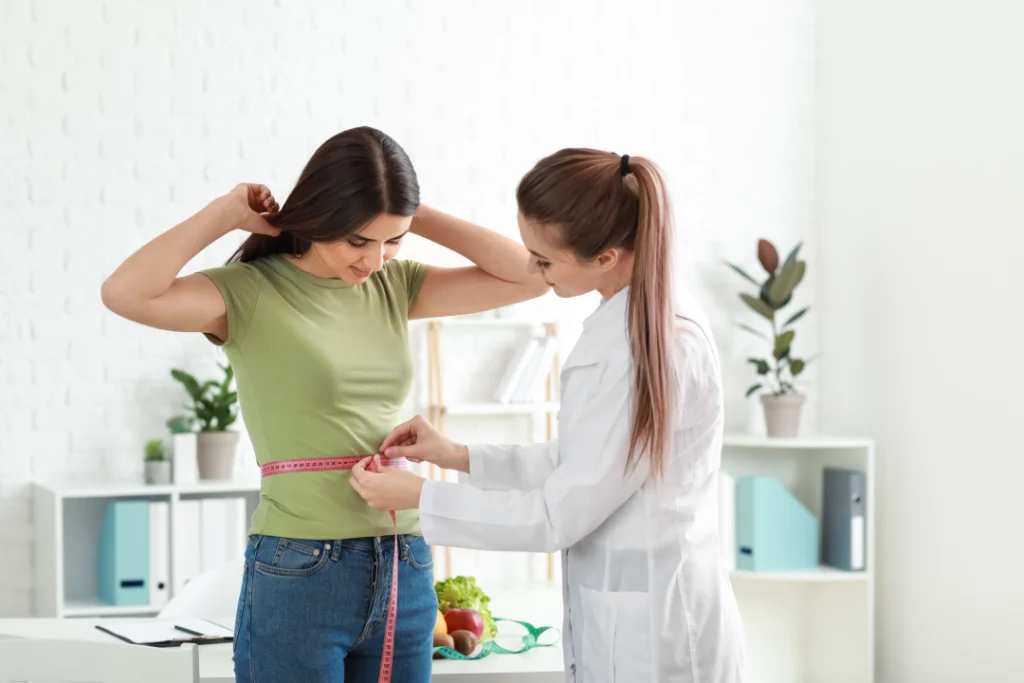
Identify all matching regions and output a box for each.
[0,0,815,615]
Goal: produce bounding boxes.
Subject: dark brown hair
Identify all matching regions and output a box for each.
[229,126,419,263]
[516,149,675,479]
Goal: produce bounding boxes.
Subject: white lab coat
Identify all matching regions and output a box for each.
[419,286,745,683]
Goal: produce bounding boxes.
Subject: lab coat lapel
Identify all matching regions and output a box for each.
[561,288,630,372]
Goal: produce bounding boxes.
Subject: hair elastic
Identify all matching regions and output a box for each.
[620,154,631,176]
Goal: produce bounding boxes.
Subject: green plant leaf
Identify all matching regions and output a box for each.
[790,359,806,376]
[747,358,771,375]
[165,415,195,434]
[783,242,802,269]
[725,262,760,287]
[757,239,779,275]
[745,383,763,398]
[759,278,776,307]
[740,293,775,321]
[773,330,795,360]
[220,363,234,387]
[768,260,806,306]
[737,323,769,340]
[170,369,202,400]
[783,306,810,328]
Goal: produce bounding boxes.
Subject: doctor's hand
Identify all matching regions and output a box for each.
[380,415,470,473]
[349,456,426,512]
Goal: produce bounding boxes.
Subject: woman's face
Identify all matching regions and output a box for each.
[518,213,609,298]
[313,213,412,284]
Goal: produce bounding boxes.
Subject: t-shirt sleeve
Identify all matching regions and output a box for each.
[392,259,431,309]
[198,262,263,347]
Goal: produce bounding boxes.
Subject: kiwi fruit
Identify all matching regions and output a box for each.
[450,629,479,656]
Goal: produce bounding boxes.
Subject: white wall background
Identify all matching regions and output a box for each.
[818,1,1024,681]
[0,0,815,617]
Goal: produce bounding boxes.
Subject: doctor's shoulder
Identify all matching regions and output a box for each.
[671,315,724,405]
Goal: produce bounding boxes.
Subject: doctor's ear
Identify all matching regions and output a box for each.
[593,248,625,271]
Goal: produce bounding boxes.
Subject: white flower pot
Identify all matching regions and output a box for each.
[761,393,805,438]
[144,460,171,485]
[171,432,198,484]
[196,431,240,480]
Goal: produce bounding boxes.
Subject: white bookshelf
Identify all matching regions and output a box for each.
[721,435,875,683]
[33,478,260,619]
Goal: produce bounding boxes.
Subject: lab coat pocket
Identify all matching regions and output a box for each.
[579,586,652,683]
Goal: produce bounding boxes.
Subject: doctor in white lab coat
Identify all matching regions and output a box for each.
[351,149,746,682]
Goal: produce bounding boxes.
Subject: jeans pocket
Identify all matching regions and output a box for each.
[253,536,331,578]
[401,535,434,573]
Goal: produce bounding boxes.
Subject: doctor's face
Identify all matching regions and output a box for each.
[518,214,608,298]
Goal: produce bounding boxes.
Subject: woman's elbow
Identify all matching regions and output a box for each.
[517,276,551,300]
[100,276,140,318]
[100,276,124,313]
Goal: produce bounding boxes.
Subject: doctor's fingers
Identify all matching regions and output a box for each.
[382,414,440,452]
[380,418,419,452]
[350,457,375,482]
[382,443,434,463]
[381,433,416,454]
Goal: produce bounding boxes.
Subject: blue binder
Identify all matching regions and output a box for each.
[97,500,150,606]
[736,476,818,571]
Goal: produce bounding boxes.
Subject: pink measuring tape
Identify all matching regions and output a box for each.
[261,455,408,683]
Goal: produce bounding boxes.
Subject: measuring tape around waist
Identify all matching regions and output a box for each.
[261,455,407,683]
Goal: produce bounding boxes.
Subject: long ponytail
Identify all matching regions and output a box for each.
[516,149,676,479]
[624,158,675,479]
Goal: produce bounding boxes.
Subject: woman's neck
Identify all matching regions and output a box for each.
[597,254,634,300]
[284,246,340,279]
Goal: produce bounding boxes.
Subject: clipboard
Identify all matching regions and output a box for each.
[95,618,233,648]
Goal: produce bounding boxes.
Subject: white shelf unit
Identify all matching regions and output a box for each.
[721,435,875,683]
[33,478,260,619]
[410,316,561,582]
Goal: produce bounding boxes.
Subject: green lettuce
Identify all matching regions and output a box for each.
[434,575,498,641]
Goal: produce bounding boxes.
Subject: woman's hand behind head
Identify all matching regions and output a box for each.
[225,183,282,236]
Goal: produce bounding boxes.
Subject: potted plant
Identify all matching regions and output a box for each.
[144,439,171,484]
[726,238,813,437]
[170,363,240,480]
[166,415,195,434]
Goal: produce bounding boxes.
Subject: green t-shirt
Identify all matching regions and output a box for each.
[200,254,430,541]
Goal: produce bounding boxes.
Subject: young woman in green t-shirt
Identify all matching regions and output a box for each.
[101,126,549,683]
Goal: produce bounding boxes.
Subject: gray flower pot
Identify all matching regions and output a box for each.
[144,460,172,485]
[196,431,240,480]
[761,393,805,438]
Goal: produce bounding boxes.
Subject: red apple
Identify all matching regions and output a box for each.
[443,608,484,640]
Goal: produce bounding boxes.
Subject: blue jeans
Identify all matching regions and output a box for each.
[233,533,438,683]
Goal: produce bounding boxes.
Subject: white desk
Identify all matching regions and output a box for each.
[0,589,565,682]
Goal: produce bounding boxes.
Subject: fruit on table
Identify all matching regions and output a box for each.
[450,629,479,656]
[443,608,484,640]
[433,632,455,659]
[434,575,497,641]
[434,609,447,635]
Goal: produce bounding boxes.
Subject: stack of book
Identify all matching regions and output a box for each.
[492,334,558,404]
